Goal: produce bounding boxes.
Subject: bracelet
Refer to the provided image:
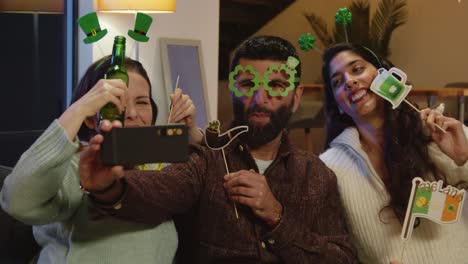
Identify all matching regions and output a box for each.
[268,206,283,228]
[272,210,282,227]
[80,180,117,195]
[90,178,127,210]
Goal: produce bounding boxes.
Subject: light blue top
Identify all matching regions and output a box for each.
[0,120,178,264]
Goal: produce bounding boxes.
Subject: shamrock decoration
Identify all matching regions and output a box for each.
[335,7,352,25]
[335,7,352,42]
[262,56,299,97]
[207,120,220,133]
[228,57,300,98]
[228,65,260,97]
[298,33,316,52]
[263,64,296,97]
[287,56,300,70]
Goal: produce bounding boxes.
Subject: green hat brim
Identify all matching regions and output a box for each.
[83,29,108,44]
[128,30,149,42]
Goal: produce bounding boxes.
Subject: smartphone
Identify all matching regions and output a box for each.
[100,124,189,166]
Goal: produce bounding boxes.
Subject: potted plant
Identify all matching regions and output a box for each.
[304,0,407,60]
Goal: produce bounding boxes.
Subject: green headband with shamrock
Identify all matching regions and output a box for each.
[298,7,353,54]
[335,7,352,43]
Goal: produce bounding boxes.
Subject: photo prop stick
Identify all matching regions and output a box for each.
[228,56,300,98]
[205,120,249,219]
[399,177,465,261]
[370,67,446,133]
[229,65,260,97]
[335,7,352,43]
[167,75,180,123]
[128,12,153,42]
[434,103,445,114]
[298,33,323,54]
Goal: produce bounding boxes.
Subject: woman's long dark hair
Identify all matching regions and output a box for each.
[72,56,158,141]
[321,43,443,223]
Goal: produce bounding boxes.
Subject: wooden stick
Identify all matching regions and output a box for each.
[97,42,106,59]
[127,40,135,60]
[167,75,180,123]
[403,99,446,133]
[343,25,349,43]
[313,47,323,55]
[399,240,408,263]
[222,148,239,219]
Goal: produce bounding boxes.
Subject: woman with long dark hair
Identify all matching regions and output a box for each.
[319,42,468,264]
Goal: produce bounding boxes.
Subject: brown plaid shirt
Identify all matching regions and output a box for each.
[103,133,357,263]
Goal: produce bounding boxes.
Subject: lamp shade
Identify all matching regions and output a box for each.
[97,0,176,13]
[0,0,63,14]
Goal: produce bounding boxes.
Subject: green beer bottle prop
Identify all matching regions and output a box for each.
[100,36,128,123]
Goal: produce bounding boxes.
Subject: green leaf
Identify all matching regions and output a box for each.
[303,13,334,47]
[369,0,408,57]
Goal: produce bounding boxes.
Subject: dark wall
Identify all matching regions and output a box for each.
[0,165,40,263]
[0,13,65,167]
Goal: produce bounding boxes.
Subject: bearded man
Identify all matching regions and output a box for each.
[78,35,357,264]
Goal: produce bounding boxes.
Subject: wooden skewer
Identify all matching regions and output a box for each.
[167,75,180,123]
[399,240,408,263]
[404,99,446,133]
[222,148,239,219]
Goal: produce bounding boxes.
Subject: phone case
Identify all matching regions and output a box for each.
[100,124,189,166]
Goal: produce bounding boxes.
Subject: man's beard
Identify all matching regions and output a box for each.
[232,100,294,149]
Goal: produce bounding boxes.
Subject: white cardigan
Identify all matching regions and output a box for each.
[320,127,468,264]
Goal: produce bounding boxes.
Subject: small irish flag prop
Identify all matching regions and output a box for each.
[401,177,466,241]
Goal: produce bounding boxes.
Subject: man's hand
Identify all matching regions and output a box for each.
[224,169,282,227]
[79,120,125,199]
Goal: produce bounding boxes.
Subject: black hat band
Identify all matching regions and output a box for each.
[134,29,147,36]
[87,29,102,37]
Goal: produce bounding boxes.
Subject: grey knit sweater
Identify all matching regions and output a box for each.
[0,120,177,264]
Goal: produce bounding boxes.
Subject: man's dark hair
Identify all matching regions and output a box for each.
[230,35,301,80]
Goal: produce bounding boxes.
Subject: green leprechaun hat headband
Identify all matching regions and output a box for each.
[128,12,153,42]
[77,12,154,46]
[77,12,108,44]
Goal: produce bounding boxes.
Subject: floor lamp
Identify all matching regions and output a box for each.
[96,0,176,60]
